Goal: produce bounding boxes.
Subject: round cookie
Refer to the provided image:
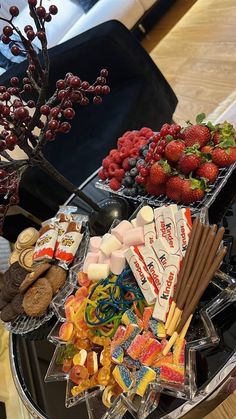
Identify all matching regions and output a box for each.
[17,227,39,248]
[45,265,67,295]
[22,278,53,317]
[2,279,19,301]
[15,241,23,252]
[0,304,18,322]
[7,262,28,287]
[9,250,20,265]
[19,248,34,272]
[11,293,24,316]
[0,294,8,310]
[20,263,51,293]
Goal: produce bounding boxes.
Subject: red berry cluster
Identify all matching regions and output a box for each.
[0,169,20,231]
[99,116,236,204]
[98,127,154,191]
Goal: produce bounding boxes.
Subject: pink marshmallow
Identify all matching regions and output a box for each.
[123,227,145,247]
[110,250,126,275]
[83,252,99,273]
[111,220,133,243]
[98,251,111,266]
[89,236,102,253]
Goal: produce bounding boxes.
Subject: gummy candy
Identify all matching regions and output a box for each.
[139,338,162,366]
[127,332,151,360]
[135,366,156,397]
[112,365,133,392]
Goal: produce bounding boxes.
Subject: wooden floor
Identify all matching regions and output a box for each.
[142,0,236,125]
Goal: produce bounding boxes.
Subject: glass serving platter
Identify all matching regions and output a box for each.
[1,224,90,336]
[44,271,236,417]
[95,163,236,215]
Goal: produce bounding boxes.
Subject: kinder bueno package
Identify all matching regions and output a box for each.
[154,207,167,240]
[152,254,181,322]
[144,222,156,247]
[175,208,192,257]
[56,206,77,248]
[125,246,157,305]
[55,219,84,267]
[138,245,163,292]
[33,218,58,262]
[152,237,169,270]
[163,204,180,256]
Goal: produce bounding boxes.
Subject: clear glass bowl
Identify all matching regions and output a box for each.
[45,271,236,418]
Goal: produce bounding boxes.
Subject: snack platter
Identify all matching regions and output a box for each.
[0,207,90,335]
[42,203,236,417]
[95,161,236,215]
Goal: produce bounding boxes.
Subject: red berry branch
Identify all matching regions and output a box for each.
[0,1,110,232]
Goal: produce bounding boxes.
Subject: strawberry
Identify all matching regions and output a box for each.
[212,121,236,146]
[109,178,121,191]
[179,147,201,175]
[212,146,236,167]
[166,176,184,201]
[164,140,185,162]
[183,125,211,148]
[196,162,219,183]
[181,178,205,203]
[149,160,171,185]
[200,145,213,154]
[212,131,221,145]
[145,177,166,195]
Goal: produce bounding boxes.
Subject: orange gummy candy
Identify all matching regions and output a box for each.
[75,286,89,299]
[69,365,89,385]
[97,366,111,386]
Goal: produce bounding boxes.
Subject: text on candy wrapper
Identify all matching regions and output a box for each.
[134,260,147,286]
[160,271,174,300]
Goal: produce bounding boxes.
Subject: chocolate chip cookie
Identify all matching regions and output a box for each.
[19,262,51,293]
[0,304,18,322]
[11,293,25,316]
[22,278,53,317]
[45,265,67,295]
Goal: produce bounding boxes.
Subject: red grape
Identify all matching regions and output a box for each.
[45,130,56,141]
[36,6,46,18]
[49,5,58,15]
[11,45,20,56]
[59,122,71,133]
[70,76,81,88]
[9,6,19,16]
[81,81,89,90]
[63,108,75,120]
[48,119,59,130]
[3,26,13,37]
[24,25,33,33]
[26,30,36,41]
[56,80,65,90]
[40,105,50,115]
[45,13,52,22]
[14,107,29,120]
[10,77,19,86]
[2,106,10,117]
[50,107,60,118]
[2,36,11,44]
[28,0,37,6]
[100,69,108,77]
[37,31,46,41]
[27,100,35,108]
[93,96,102,104]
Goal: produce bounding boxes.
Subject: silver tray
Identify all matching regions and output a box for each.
[95,163,236,215]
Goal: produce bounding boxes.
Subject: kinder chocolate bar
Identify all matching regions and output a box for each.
[175,208,192,257]
[153,254,181,322]
[144,222,156,247]
[154,207,167,240]
[163,204,180,255]
[138,245,163,292]
[125,246,158,304]
[55,221,83,266]
[152,237,169,270]
[33,218,58,262]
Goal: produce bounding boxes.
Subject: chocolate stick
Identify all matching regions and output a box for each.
[184,226,225,308]
[165,217,200,331]
[163,246,227,355]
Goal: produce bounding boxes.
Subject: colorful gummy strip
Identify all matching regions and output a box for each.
[112,365,133,392]
[135,366,156,397]
[139,338,162,366]
[121,323,141,350]
[127,332,151,360]
[111,346,124,364]
[160,364,185,384]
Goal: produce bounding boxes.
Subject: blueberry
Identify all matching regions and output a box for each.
[129,187,137,197]
[125,171,131,177]
[136,158,145,166]
[142,149,148,157]
[137,185,146,196]
[130,167,138,177]
[128,158,137,168]
[122,176,134,187]
[123,188,131,196]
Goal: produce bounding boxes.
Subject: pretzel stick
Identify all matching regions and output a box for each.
[166,219,204,334]
[165,217,201,331]
[163,246,227,355]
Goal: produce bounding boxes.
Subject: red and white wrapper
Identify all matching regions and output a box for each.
[55,221,83,266]
[125,246,158,305]
[138,245,163,292]
[152,254,181,322]
[175,208,192,257]
[163,204,180,255]
[152,237,169,270]
[144,222,156,247]
[154,207,167,240]
[33,219,58,262]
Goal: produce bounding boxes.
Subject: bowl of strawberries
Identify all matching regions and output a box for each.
[96,114,236,213]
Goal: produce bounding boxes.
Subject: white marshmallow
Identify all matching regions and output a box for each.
[87,263,110,281]
[98,251,111,266]
[136,205,154,226]
[83,252,99,273]
[110,250,126,275]
[100,235,122,257]
[131,218,137,228]
[111,220,133,243]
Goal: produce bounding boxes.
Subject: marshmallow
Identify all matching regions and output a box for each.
[111,220,133,243]
[123,227,144,247]
[131,218,137,228]
[89,236,102,253]
[98,251,111,266]
[87,263,110,281]
[83,252,99,273]
[110,250,126,275]
[136,205,154,226]
[100,235,122,257]
[101,233,112,243]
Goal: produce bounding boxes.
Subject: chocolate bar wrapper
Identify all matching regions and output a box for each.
[55,205,78,247]
[125,246,157,305]
[33,218,58,263]
[163,204,180,256]
[153,254,181,322]
[152,237,169,270]
[55,221,83,267]
[138,245,163,292]
[154,207,167,240]
[175,208,192,257]
[144,222,156,247]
